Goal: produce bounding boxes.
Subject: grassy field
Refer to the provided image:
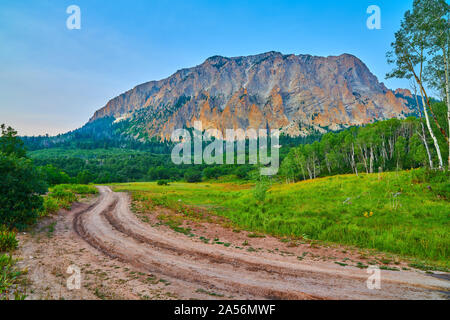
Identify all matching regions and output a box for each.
[112,169,449,267]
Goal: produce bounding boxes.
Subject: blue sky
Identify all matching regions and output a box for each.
[0,0,415,136]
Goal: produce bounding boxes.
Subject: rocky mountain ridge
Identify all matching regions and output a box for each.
[90,51,415,140]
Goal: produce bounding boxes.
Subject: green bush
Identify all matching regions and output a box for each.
[39,164,71,186]
[0,153,47,230]
[51,188,77,209]
[40,197,59,217]
[0,226,18,252]
[184,169,202,183]
[157,180,169,186]
[39,184,98,217]
[235,166,250,179]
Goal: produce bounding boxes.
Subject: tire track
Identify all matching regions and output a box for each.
[74,187,319,299]
[73,186,450,300]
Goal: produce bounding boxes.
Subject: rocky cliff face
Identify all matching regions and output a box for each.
[90,51,415,140]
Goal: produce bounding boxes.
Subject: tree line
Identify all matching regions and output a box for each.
[31,150,258,184]
[280,111,448,182]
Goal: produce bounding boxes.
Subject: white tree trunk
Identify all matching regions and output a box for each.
[419,122,434,169]
[369,146,374,174]
[352,143,358,176]
[420,91,444,169]
[359,145,369,174]
[413,84,433,169]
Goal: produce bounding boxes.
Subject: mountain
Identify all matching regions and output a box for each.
[91,51,416,141]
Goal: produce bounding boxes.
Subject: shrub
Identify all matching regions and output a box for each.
[39,184,97,217]
[40,197,59,217]
[0,226,18,252]
[235,166,250,179]
[39,164,70,186]
[203,167,220,180]
[184,170,202,183]
[0,153,47,230]
[157,180,169,186]
[51,188,77,209]
[0,125,47,230]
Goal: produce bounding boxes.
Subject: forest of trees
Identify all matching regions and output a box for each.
[31,151,257,184]
[22,117,174,153]
[279,109,448,182]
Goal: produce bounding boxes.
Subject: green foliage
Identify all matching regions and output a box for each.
[28,147,264,184]
[0,125,26,158]
[59,184,98,195]
[184,169,202,183]
[253,178,270,203]
[157,180,170,186]
[430,101,449,162]
[25,119,318,185]
[414,0,448,101]
[39,184,98,217]
[0,153,47,230]
[235,166,250,179]
[280,118,447,182]
[41,197,60,217]
[39,164,71,186]
[49,187,77,209]
[203,167,220,180]
[0,226,18,252]
[0,254,26,300]
[77,170,94,185]
[386,0,448,86]
[0,124,48,230]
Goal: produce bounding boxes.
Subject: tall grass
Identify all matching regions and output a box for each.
[0,226,18,252]
[39,184,98,217]
[0,254,26,300]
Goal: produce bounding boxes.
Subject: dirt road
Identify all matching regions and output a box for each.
[18,186,449,300]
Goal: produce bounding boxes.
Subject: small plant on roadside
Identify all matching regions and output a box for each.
[0,254,26,300]
[39,184,98,217]
[0,226,18,252]
[248,233,265,238]
[40,197,59,217]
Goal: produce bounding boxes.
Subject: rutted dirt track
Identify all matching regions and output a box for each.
[63,186,447,300]
[16,186,449,300]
